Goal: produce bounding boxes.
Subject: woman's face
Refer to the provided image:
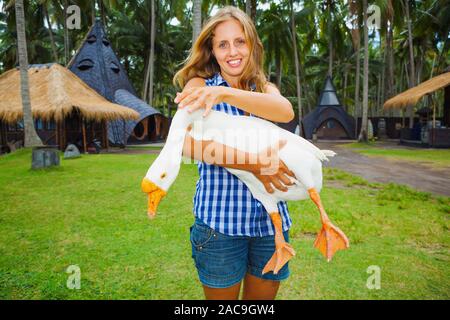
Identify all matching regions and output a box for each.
[212,19,250,80]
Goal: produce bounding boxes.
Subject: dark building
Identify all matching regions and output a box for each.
[302,76,355,140]
[68,20,166,145]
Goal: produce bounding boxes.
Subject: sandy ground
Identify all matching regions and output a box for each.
[317,141,450,197]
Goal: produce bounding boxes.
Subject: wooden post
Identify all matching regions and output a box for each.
[122,119,126,148]
[0,121,5,147]
[82,118,87,154]
[55,120,59,150]
[62,118,67,150]
[103,120,109,150]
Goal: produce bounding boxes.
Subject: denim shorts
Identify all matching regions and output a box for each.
[190,217,290,288]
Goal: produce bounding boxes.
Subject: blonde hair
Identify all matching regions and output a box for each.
[173,6,268,92]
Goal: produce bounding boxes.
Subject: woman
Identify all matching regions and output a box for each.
[173,6,295,300]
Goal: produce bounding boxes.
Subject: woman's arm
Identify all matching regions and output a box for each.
[182,133,295,193]
[177,77,295,192]
[221,83,294,123]
[175,79,295,123]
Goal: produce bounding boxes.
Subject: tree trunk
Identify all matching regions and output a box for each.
[251,0,256,21]
[100,0,107,26]
[343,68,348,111]
[403,0,415,128]
[384,0,395,104]
[15,0,43,147]
[192,0,202,43]
[350,0,360,137]
[358,0,369,142]
[142,51,149,100]
[327,1,333,77]
[275,47,282,89]
[377,75,382,116]
[246,0,251,17]
[148,0,156,106]
[63,0,69,66]
[43,5,58,62]
[91,0,96,24]
[290,0,302,135]
[354,45,361,136]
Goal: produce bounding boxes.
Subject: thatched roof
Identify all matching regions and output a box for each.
[384,72,450,109]
[0,63,140,124]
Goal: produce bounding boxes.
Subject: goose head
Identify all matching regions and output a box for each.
[141,155,179,219]
[141,108,201,219]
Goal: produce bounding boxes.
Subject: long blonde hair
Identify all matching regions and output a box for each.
[173,6,268,92]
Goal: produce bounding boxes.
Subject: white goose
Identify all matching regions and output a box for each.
[141,108,349,274]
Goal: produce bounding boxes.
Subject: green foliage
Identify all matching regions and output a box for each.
[1,0,448,117]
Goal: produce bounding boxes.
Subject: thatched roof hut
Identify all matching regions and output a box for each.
[383,72,450,109]
[0,63,139,124]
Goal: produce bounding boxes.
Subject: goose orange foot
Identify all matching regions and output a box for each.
[313,221,349,262]
[262,212,296,275]
[262,235,296,275]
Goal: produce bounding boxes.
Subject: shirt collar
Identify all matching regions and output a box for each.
[214,72,228,86]
[214,72,256,91]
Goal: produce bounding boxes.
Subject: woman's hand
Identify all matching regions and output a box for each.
[252,140,296,194]
[175,86,227,117]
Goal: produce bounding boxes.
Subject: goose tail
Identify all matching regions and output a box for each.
[320,149,337,161]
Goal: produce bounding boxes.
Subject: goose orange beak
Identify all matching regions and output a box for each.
[141,178,167,219]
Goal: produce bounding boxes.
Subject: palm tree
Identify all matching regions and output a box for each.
[192,0,202,43]
[15,0,43,147]
[143,0,156,106]
[384,0,395,106]
[40,0,58,62]
[259,3,291,89]
[290,0,302,135]
[359,0,369,142]
[401,0,416,128]
[245,0,256,21]
[326,0,334,77]
[350,0,361,136]
[63,0,69,65]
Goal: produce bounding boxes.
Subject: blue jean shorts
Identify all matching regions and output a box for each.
[190,217,290,288]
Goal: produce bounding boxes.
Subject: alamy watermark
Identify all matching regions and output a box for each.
[66,5,81,30]
[366,265,381,290]
[66,265,81,290]
[346,4,381,31]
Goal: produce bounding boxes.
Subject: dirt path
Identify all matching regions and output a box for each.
[317,141,450,197]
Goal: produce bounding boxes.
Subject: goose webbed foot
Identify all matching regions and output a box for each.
[313,220,349,262]
[262,237,296,275]
[262,212,296,275]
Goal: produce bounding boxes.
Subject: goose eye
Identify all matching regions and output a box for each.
[77,58,94,70]
[160,172,166,179]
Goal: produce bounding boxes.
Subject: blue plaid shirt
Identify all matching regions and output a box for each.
[192,73,292,237]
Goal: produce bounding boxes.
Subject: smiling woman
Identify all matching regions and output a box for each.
[170,6,296,300]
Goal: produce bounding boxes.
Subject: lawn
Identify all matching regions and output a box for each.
[343,142,450,168]
[0,149,449,299]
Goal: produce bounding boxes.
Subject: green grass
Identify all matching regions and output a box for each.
[343,142,450,168]
[0,149,449,299]
[125,145,163,150]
